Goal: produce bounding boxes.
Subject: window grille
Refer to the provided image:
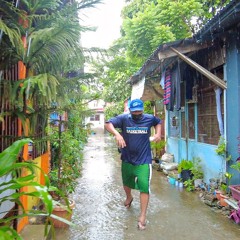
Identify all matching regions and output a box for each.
[90,114,100,121]
[197,68,224,145]
[169,111,180,137]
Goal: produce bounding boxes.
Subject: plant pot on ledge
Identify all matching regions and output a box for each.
[219,194,229,207]
[181,169,193,182]
[215,190,223,200]
[51,199,75,228]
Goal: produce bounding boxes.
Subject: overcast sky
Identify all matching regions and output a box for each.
[80,0,125,48]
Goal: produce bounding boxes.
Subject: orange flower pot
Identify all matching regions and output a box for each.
[219,194,229,207]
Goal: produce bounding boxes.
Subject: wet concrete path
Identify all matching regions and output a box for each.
[57,132,240,240]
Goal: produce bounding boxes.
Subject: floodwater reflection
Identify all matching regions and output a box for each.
[56,132,240,240]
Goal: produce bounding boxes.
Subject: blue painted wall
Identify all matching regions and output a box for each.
[225,33,240,184]
[166,31,240,184]
[167,137,225,182]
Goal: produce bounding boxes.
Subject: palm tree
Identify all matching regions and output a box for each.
[0,0,102,136]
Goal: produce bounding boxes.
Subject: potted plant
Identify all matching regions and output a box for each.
[150,140,166,163]
[219,183,230,207]
[217,172,233,207]
[191,158,204,188]
[48,116,86,228]
[178,159,194,183]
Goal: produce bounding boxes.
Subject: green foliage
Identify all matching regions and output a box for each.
[104,103,125,120]
[150,140,165,150]
[122,0,203,63]
[0,0,103,136]
[48,107,88,198]
[150,140,165,159]
[198,0,231,24]
[178,159,194,173]
[224,172,233,186]
[215,137,226,157]
[230,162,240,173]
[0,139,54,239]
[219,182,228,194]
[95,54,132,104]
[215,137,231,161]
[183,179,195,192]
[191,157,204,180]
[144,101,154,114]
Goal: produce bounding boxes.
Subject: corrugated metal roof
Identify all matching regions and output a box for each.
[194,0,240,42]
[129,38,195,84]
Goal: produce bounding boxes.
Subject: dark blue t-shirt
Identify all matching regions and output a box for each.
[107,113,161,165]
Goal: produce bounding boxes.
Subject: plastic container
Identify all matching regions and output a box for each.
[229,185,240,201]
[181,169,193,182]
[169,177,176,185]
[179,182,183,188]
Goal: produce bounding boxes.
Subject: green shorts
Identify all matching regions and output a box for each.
[121,161,152,193]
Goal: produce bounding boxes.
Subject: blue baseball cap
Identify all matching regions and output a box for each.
[129,99,144,111]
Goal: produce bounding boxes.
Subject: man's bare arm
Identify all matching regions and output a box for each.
[152,123,162,142]
[105,122,126,148]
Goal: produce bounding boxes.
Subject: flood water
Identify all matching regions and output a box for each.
[56,131,240,240]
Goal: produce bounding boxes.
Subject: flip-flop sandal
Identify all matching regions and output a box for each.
[137,221,146,230]
[124,198,133,208]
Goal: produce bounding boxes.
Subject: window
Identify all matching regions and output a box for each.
[90,114,100,121]
[197,67,224,145]
[169,111,180,137]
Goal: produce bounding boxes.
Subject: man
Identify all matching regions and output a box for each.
[105,99,161,230]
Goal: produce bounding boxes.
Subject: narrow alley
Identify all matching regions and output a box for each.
[56,131,240,240]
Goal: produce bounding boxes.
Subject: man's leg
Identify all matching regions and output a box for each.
[138,192,149,228]
[122,162,135,208]
[123,185,133,208]
[136,164,152,229]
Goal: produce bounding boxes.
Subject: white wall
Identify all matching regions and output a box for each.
[85,100,105,131]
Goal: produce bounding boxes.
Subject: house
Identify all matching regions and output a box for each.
[129,0,240,184]
[85,100,105,133]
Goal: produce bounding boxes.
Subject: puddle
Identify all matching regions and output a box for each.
[56,132,240,240]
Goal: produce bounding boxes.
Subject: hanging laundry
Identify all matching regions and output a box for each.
[168,65,181,111]
[163,69,171,105]
[215,87,224,136]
